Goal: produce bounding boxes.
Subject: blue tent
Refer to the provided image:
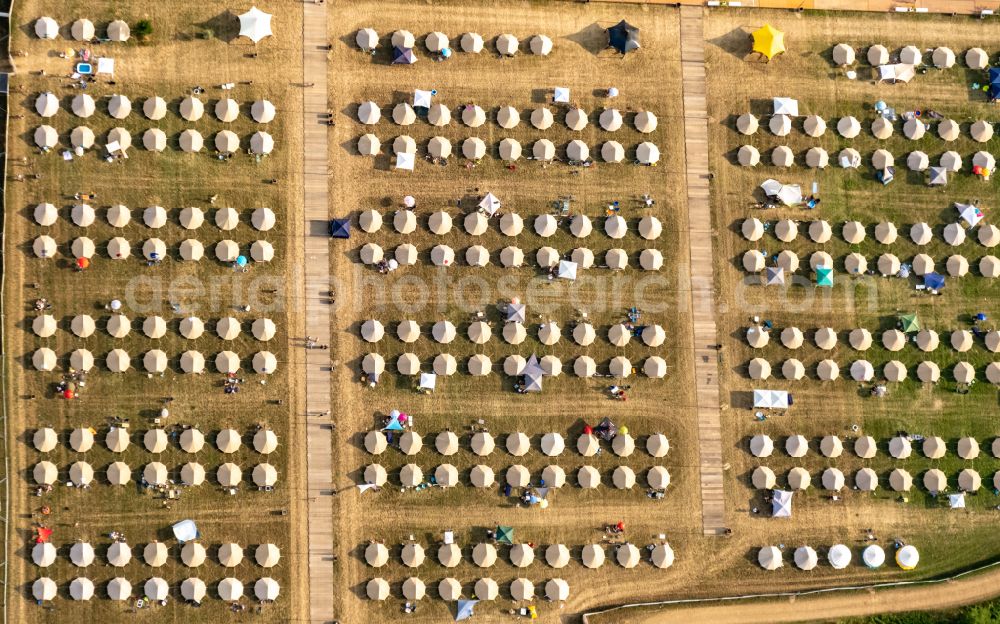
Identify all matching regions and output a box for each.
[329,218,350,239]
[989,68,1000,101]
[924,272,945,290]
[608,20,640,54]
[383,419,404,432]
[816,266,833,287]
[392,46,417,65]
[455,599,478,621]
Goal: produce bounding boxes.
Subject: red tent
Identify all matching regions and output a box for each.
[582,424,593,435]
[62,389,75,399]
[36,527,53,543]
[76,257,90,269]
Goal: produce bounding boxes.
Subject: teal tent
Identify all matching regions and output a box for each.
[899,313,920,333]
[816,266,833,287]
[455,599,478,621]
[496,526,514,545]
[383,419,404,432]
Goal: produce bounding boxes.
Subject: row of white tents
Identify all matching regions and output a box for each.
[758,544,919,571]
[357,101,657,133]
[363,135,660,165]
[31,575,280,602]
[34,126,274,155]
[742,217,998,247]
[34,17,130,41]
[360,210,662,240]
[832,43,990,70]
[33,203,276,231]
[358,28,555,57]
[747,325,1000,354]
[31,348,278,374]
[738,112,996,143]
[751,433,998,461]
[35,93,276,124]
[362,353,665,379]
[35,8,272,44]
[33,541,279,568]
[32,235,275,263]
[383,136,659,164]
[31,460,278,488]
[32,427,279,455]
[751,465,993,493]
[743,249,1000,278]
[363,320,666,347]
[30,315,277,342]
[365,430,670,458]
[363,462,670,491]
[745,356,1000,384]
[364,542,673,571]
[366,576,576,602]
[737,145,995,172]
[360,242,663,271]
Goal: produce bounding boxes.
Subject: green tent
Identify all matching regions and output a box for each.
[899,313,920,333]
[816,266,833,287]
[495,525,514,545]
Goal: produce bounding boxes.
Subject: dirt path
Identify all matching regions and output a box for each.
[301,1,336,622]
[585,563,1000,623]
[678,6,726,537]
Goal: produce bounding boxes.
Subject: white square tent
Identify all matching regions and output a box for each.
[395,152,415,171]
[479,192,501,216]
[957,203,984,228]
[771,490,792,517]
[553,87,570,103]
[418,373,436,392]
[949,493,966,509]
[772,97,799,116]
[506,302,526,323]
[556,260,578,280]
[413,89,433,108]
[878,64,916,83]
[753,389,790,409]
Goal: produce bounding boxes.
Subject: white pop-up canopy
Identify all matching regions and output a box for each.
[753,389,790,409]
[772,97,799,116]
[771,489,792,517]
[479,193,500,215]
[553,87,570,103]
[413,89,433,108]
[395,152,415,170]
[239,7,273,43]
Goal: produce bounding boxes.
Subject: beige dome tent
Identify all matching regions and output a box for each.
[600,108,623,131]
[72,94,96,118]
[179,238,205,261]
[427,103,451,127]
[179,129,203,152]
[357,101,381,124]
[903,117,925,140]
[367,578,390,601]
[851,359,875,382]
[471,432,495,456]
[34,125,58,149]
[250,131,274,155]
[497,106,520,129]
[823,467,846,491]
[462,137,486,160]
[582,544,606,568]
[806,147,828,168]
[108,94,132,119]
[530,34,553,55]
[832,43,855,66]
[215,351,240,373]
[972,120,994,142]
[737,145,760,167]
[787,467,811,490]
[565,107,588,131]
[180,95,204,122]
[907,151,929,171]
[924,468,947,492]
[531,107,554,130]
[872,149,894,169]
[252,99,276,123]
[855,436,878,459]
[752,466,776,489]
[357,134,380,156]
[428,136,452,158]
[179,428,205,453]
[889,436,912,458]
[736,112,758,135]
[786,434,808,458]
[34,16,58,40]
[750,434,773,457]
[648,466,671,489]
[506,432,530,456]
[878,254,900,276]
[938,118,960,141]
[497,33,519,56]
[770,114,791,136]
[461,105,486,127]
[771,145,793,167]
[916,329,939,352]
[837,116,861,138]
[71,126,95,149]
[758,546,783,570]
[143,128,167,152]
[884,360,908,382]
[499,138,522,161]
[393,103,416,125]
[566,140,589,161]
[820,435,843,458]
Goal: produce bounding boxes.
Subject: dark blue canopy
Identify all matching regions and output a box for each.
[989,68,1000,100]
[329,218,350,239]
[924,272,945,290]
[608,20,640,54]
[392,46,416,64]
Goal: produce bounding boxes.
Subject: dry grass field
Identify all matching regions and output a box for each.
[3,2,307,622]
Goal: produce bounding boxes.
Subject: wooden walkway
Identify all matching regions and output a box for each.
[301,2,336,622]
[679,6,727,537]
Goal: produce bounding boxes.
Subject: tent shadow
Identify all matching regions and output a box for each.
[565,23,608,56]
[195,11,240,43]
[708,27,752,61]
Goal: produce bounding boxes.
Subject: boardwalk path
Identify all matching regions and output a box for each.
[301,2,335,622]
[678,6,726,536]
